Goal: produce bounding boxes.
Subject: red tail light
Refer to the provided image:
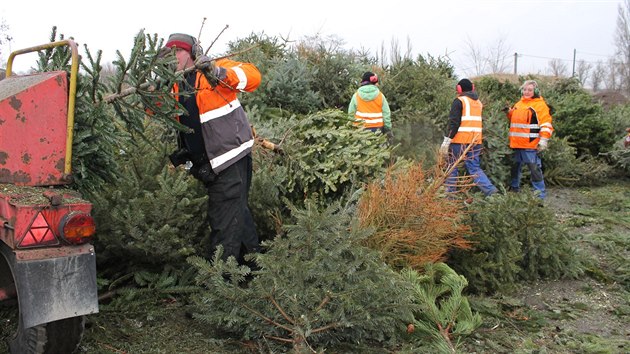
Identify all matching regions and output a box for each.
[59,212,96,244]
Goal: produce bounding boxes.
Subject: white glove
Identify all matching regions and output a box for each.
[537,139,548,152]
[439,137,452,156]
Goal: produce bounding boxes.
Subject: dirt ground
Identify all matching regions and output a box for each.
[461,183,630,353]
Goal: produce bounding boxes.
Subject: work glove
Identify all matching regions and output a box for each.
[190,162,217,186]
[537,138,548,152]
[194,55,220,87]
[439,137,452,156]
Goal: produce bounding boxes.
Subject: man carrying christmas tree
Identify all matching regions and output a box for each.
[164,33,261,266]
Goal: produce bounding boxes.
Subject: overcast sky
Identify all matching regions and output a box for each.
[0,0,624,77]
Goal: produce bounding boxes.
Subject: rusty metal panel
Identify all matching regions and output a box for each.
[0,72,68,186]
[0,183,92,249]
[1,242,99,329]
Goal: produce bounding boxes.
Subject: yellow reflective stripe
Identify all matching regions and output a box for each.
[200,99,241,122]
[209,139,255,170]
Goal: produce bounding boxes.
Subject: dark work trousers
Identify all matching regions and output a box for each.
[206,154,260,265]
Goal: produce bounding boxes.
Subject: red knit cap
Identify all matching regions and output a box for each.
[165,33,194,52]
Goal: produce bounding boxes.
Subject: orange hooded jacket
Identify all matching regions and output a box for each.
[507,96,553,149]
[173,58,261,173]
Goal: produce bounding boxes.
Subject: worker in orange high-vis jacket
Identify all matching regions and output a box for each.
[164,33,261,266]
[440,78,498,197]
[506,79,554,199]
[348,71,393,143]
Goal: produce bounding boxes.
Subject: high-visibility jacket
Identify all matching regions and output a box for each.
[451,96,483,145]
[508,96,554,149]
[173,58,261,173]
[353,91,385,129]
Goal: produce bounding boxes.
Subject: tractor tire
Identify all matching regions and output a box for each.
[8,316,85,354]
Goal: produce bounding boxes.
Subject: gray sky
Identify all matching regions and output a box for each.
[0,0,623,77]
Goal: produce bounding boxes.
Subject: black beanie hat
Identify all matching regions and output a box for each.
[361,72,378,85]
[457,78,474,92]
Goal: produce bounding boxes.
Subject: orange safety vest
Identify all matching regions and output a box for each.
[451,96,483,144]
[354,92,384,129]
[508,97,553,149]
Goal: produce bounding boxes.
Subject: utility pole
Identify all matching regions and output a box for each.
[572,49,576,77]
[514,52,518,75]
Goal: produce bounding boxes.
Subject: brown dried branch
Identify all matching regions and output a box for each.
[357,148,476,269]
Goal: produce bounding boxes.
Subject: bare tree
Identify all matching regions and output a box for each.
[548,58,568,77]
[388,38,401,66]
[462,34,512,76]
[575,60,592,86]
[0,19,12,65]
[463,35,486,76]
[614,0,630,95]
[486,36,512,74]
[607,57,620,90]
[591,60,607,92]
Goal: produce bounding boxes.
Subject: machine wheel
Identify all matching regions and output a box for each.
[43,316,86,353]
[8,316,85,354]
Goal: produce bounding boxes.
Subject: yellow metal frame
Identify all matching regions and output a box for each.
[6,40,79,177]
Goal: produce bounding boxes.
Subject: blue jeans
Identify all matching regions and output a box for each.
[510,149,546,199]
[446,143,498,196]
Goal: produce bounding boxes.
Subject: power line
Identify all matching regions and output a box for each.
[577,50,614,57]
[518,52,622,65]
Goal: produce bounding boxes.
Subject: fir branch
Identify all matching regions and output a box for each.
[240,302,294,334]
[263,335,293,344]
[309,321,341,335]
[268,293,296,325]
[314,293,331,313]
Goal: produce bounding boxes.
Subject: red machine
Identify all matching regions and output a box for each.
[0,40,98,354]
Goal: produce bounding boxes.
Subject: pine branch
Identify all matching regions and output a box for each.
[436,323,456,353]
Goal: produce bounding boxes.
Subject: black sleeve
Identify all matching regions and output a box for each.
[446,99,463,139]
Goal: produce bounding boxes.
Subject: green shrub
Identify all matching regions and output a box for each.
[273,109,390,207]
[542,137,611,186]
[448,192,584,294]
[188,200,417,353]
[546,79,615,157]
[92,126,207,275]
[403,263,482,353]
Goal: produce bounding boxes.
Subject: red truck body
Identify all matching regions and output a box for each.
[0,40,99,353]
